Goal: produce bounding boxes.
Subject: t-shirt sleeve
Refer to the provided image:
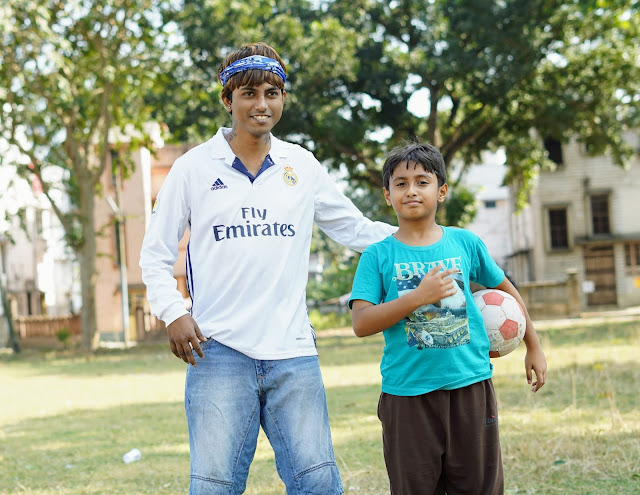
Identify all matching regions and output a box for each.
[469,234,505,288]
[348,249,384,309]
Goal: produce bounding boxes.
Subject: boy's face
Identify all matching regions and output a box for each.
[222,82,286,138]
[383,161,447,223]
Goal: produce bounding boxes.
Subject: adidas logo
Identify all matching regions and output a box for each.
[210,178,228,191]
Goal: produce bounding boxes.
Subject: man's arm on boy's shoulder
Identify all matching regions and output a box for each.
[492,277,547,393]
[312,160,395,252]
[352,266,459,337]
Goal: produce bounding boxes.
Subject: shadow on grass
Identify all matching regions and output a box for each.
[3,336,382,380]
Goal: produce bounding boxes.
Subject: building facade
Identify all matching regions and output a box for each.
[93,142,194,341]
[462,157,512,270]
[507,130,640,310]
[0,165,78,319]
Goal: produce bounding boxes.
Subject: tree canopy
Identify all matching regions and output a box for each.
[150,0,639,301]
[159,0,639,214]
[0,0,169,349]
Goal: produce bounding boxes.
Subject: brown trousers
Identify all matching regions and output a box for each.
[378,379,504,495]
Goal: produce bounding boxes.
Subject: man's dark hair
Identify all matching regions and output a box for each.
[382,142,447,190]
[218,42,286,102]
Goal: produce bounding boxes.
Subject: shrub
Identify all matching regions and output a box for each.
[308,309,351,331]
[56,327,71,348]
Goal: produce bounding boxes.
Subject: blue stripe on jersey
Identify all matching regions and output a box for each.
[232,155,275,183]
[186,242,194,314]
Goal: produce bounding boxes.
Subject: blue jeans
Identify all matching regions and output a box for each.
[185,339,343,495]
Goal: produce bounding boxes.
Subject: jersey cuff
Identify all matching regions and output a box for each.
[160,302,190,327]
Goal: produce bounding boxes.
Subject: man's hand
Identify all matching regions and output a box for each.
[167,314,208,367]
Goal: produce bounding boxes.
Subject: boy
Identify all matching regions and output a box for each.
[349,142,547,494]
[139,43,396,494]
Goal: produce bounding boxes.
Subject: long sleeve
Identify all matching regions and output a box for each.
[313,160,396,252]
[139,158,191,326]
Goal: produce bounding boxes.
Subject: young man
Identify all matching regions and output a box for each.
[139,43,395,494]
[349,142,547,494]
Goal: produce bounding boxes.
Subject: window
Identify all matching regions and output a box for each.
[590,194,610,235]
[544,137,563,165]
[27,290,34,315]
[484,200,496,209]
[625,242,640,274]
[548,207,568,249]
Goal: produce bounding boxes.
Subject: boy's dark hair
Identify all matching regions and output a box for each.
[382,142,447,190]
[218,43,286,102]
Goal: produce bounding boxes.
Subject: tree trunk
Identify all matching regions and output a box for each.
[78,187,99,351]
[0,282,20,353]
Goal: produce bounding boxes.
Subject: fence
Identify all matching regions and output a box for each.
[9,272,580,340]
[13,314,81,339]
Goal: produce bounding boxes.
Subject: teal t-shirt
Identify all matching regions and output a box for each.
[349,226,505,396]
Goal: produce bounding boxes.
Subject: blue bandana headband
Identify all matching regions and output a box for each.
[219,55,287,87]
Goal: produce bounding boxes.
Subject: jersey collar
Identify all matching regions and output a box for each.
[209,127,289,164]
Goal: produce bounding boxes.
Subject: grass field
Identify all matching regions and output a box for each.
[1,318,639,494]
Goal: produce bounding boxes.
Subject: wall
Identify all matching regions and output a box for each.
[512,130,640,310]
[93,143,194,340]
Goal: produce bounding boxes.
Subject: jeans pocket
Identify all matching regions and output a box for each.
[198,337,217,352]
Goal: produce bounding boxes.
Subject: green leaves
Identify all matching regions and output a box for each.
[0,0,174,347]
[1,0,170,194]
[153,1,639,223]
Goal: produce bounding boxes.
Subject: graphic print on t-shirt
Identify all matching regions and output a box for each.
[395,266,469,350]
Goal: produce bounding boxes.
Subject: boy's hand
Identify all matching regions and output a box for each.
[414,265,460,307]
[167,314,208,367]
[524,345,547,393]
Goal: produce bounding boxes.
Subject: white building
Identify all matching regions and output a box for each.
[508,131,640,310]
[460,153,512,270]
[0,146,79,321]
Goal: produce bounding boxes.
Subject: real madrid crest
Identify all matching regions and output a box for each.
[282,165,298,186]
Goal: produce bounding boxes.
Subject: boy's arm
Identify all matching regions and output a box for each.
[352,266,459,337]
[492,277,547,392]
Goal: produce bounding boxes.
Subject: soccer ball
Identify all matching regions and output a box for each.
[473,289,526,358]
